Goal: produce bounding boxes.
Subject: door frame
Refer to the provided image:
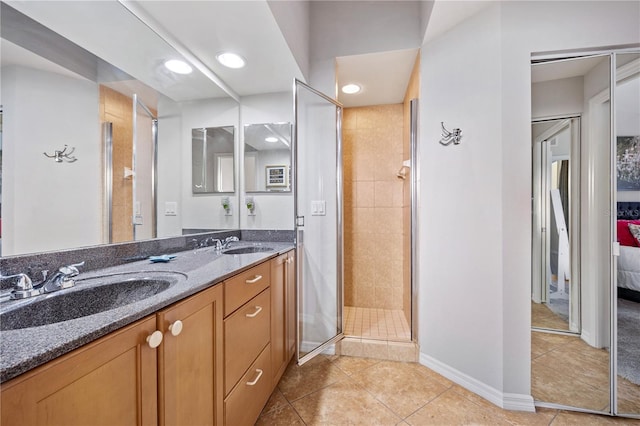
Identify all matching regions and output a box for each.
[293,79,344,365]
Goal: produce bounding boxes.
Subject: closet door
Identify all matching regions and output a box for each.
[293,80,344,365]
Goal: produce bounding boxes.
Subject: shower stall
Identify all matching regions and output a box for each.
[342,100,418,345]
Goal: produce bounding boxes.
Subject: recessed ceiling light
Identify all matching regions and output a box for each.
[216,52,246,69]
[265,137,278,143]
[341,84,361,94]
[164,59,193,74]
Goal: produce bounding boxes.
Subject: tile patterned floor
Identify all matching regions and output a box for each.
[532,330,640,414]
[532,301,570,331]
[256,355,640,425]
[344,306,411,341]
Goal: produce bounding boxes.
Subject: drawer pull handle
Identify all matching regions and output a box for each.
[246,306,263,318]
[146,330,163,348]
[169,320,183,336]
[246,369,263,386]
[245,275,262,284]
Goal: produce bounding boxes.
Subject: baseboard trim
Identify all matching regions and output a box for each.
[419,353,535,412]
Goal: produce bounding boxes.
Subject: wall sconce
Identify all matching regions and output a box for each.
[246,196,256,216]
[439,122,462,146]
[221,197,232,216]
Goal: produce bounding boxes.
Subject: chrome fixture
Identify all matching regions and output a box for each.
[439,122,462,146]
[221,236,239,249]
[35,262,85,294]
[2,262,85,300]
[199,237,223,250]
[43,145,78,163]
[1,273,39,299]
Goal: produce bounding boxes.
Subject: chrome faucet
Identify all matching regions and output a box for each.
[1,272,40,299]
[221,236,239,249]
[34,262,85,294]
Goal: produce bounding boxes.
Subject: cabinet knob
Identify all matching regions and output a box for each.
[169,320,183,336]
[245,306,263,318]
[246,369,264,386]
[146,330,163,348]
[245,275,262,284]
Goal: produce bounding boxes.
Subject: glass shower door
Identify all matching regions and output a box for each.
[294,80,343,365]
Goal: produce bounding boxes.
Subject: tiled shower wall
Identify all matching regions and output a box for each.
[343,104,407,311]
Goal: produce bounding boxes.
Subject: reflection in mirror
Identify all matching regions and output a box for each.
[244,123,292,193]
[615,52,640,416]
[530,54,611,412]
[0,2,239,256]
[531,118,579,333]
[192,126,235,193]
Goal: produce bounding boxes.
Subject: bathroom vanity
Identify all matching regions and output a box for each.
[0,244,295,426]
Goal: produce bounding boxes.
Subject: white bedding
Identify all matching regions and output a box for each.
[618,246,640,292]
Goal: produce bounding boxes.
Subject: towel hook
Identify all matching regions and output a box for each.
[43,145,77,163]
[439,122,462,146]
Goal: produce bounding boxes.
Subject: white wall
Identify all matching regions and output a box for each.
[179,97,239,231]
[419,3,504,393]
[419,0,640,407]
[1,66,102,255]
[267,0,311,81]
[156,95,182,237]
[240,92,294,230]
[532,76,583,120]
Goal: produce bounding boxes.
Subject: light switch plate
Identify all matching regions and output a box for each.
[164,201,177,216]
[311,200,326,216]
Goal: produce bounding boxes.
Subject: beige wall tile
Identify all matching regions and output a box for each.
[343,108,357,130]
[355,181,374,207]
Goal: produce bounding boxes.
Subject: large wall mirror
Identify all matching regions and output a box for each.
[531,50,640,416]
[244,123,292,193]
[0,1,240,256]
[192,126,236,194]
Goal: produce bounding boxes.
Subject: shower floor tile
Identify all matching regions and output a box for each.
[344,306,411,341]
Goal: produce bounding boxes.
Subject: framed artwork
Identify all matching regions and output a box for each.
[617,136,640,191]
[266,165,288,188]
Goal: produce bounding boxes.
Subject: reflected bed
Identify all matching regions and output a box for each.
[618,202,640,301]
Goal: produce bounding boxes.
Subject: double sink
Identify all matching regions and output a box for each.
[0,244,275,331]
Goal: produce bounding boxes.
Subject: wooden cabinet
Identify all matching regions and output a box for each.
[271,250,296,386]
[223,262,272,426]
[157,284,223,426]
[1,252,295,426]
[1,316,159,426]
[286,251,296,360]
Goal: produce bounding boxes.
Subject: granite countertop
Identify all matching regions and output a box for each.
[0,241,294,383]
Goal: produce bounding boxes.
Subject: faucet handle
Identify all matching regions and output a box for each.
[1,273,41,299]
[1,273,33,290]
[60,261,85,278]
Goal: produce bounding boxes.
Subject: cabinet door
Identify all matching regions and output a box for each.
[286,251,297,359]
[1,316,158,426]
[157,284,224,426]
[271,253,288,385]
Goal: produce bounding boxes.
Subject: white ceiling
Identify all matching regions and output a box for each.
[130,0,304,98]
[337,48,419,108]
[2,1,499,108]
[531,56,606,83]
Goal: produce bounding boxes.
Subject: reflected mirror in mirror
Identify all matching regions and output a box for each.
[244,123,292,193]
[530,54,612,412]
[615,51,640,416]
[531,118,580,333]
[0,1,239,257]
[192,126,235,193]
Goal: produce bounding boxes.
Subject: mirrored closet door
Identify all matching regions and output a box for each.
[531,51,640,418]
[614,51,640,417]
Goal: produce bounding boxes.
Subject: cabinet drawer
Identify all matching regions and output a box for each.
[224,344,271,426]
[224,261,270,316]
[224,288,270,395]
